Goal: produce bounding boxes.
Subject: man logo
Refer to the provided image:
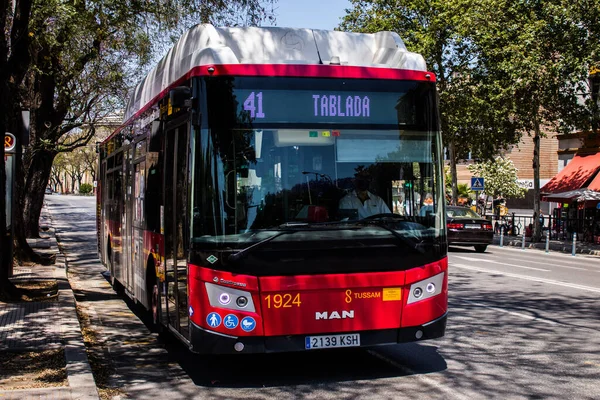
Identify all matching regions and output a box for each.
[315,310,355,320]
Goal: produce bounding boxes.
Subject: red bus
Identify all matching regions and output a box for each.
[97,24,447,354]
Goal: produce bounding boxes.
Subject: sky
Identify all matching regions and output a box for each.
[262,0,352,31]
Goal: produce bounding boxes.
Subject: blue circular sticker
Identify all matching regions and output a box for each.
[206,312,221,328]
[223,314,239,329]
[240,316,256,332]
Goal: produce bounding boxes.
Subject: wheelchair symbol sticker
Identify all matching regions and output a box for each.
[224,314,239,329]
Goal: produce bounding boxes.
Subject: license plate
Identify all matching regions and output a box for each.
[305,333,360,350]
[465,224,481,229]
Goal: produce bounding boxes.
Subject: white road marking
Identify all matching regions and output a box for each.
[452,263,600,293]
[454,256,550,272]
[491,244,600,261]
[462,254,588,271]
[458,300,557,325]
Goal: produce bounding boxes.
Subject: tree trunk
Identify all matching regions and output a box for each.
[22,149,55,237]
[448,141,458,205]
[532,122,541,242]
[12,147,56,265]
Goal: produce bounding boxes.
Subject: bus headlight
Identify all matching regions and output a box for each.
[236,296,249,308]
[205,282,256,312]
[219,293,231,305]
[413,287,423,298]
[426,283,436,293]
[407,272,444,304]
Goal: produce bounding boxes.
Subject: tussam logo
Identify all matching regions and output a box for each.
[315,310,355,320]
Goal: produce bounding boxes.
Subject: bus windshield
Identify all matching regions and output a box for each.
[190,77,445,268]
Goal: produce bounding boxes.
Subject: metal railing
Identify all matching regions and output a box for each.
[495,213,600,244]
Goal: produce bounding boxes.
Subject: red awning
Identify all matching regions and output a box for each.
[589,168,600,191]
[541,152,600,193]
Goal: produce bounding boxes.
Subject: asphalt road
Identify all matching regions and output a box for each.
[47,195,600,399]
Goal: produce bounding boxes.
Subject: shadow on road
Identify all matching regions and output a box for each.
[442,271,600,399]
[173,343,447,388]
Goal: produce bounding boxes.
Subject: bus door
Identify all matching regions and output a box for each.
[99,159,107,264]
[132,158,145,301]
[123,148,134,293]
[111,151,124,283]
[164,118,190,338]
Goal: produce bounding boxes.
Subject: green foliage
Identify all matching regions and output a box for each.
[467,0,600,136]
[0,0,277,256]
[457,183,471,199]
[467,157,527,199]
[341,0,600,156]
[79,183,93,195]
[340,0,522,162]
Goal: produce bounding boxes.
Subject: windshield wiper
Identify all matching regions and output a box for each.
[354,218,426,254]
[228,230,297,263]
[228,224,361,263]
[360,213,408,222]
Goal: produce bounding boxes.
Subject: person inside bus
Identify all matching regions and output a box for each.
[419,193,434,216]
[339,174,391,219]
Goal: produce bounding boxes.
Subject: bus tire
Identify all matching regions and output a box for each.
[146,261,163,333]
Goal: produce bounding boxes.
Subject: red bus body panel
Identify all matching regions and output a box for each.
[188,258,447,338]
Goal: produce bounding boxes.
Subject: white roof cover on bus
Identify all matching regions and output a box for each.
[124,24,428,121]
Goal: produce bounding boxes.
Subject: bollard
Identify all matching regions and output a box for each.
[545,231,550,253]
[500,226,504,247]
[521,232,526,250]
[572,232,577,256]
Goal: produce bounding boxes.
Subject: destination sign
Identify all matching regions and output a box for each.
[234,89,415,125]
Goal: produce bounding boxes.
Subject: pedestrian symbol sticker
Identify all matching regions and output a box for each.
[240,316,256,332]
[224,314,239,329]
[206,312,222,328]
[470,177,485,191]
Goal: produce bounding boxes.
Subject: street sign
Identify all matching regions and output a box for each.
[4,132,16,153]
[471,177,484,191]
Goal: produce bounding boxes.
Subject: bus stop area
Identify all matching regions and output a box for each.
[492,230,600,256]
[0,202,99,399]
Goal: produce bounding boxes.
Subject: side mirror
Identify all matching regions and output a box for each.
[149,120,162,152]
[169,86,192,109]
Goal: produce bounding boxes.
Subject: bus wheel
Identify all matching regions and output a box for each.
[147,266,163,333]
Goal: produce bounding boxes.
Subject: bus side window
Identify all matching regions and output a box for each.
[145,153,161,233]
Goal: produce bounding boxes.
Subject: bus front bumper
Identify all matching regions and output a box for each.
[189,312,447,354]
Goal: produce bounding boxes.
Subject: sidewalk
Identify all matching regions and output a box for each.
[0,203,99,399]
[492,234,600,256]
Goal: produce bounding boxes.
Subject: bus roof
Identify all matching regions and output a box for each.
[124,24,429,122]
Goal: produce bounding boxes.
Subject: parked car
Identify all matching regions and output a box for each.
[45,187,53,195]
[446,206,493,252]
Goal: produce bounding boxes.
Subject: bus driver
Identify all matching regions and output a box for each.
[339,175,391,218]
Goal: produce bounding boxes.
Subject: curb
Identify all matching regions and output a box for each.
[492,236,600,257]
[45,207,101,399]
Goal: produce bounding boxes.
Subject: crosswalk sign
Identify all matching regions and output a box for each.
[471,177,484,191]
